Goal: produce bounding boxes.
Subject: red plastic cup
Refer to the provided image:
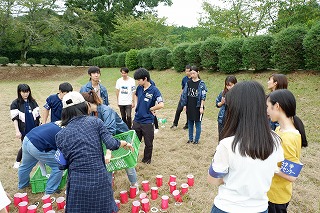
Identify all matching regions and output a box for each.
[141,180,150,192]
[161,195,169,210]
[187,174,194,187]
[181,183,189,195]
[150,187,158,200]
[56,197,65,210]
[6,205,9,213]
[168,175,176,185]
[27,204,37,213]
[115,199,120,209]
[139,192,147,200]
[18,201,28,213]
[14,193,22,207]
[120,190,129,204]
[156,175,163,187]
[42,195,51,204]
[129,186,137,199]
[20,193,28,203]
[131,200,140,213]
[172,190,183,202]
[141,198,150,213]
[169,182,177,194]
[42,203,52,213]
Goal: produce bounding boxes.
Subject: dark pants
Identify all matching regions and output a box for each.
[218,122,224,142]
[173,99,187,127]
[268,201,289,213]
[16,137,24,162]
[132,121,154,161]
[154,116,159,129]
[211,204,268,213]
[119,105,132,129]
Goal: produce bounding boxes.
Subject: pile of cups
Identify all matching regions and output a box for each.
[116,174,194,213]
[12,192,66,213]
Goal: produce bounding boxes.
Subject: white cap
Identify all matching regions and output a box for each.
[62,91,85,109]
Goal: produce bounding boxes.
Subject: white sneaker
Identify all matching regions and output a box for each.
[13,161,20,169]
[134,183,139,195]
[154,129,159,134]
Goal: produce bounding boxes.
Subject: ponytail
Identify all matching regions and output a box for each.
[293,116,308,147]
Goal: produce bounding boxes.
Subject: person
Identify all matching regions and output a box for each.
[81,90,138,190]
[80,66,109,105]
[267,74,288,130]
[207,81,284,213]
[133,68,164,164]
[43,82,73,123]
[181,66,207,144]
[170,65,191,130]
[10,84,40,169]
[18,122,63,195]
[116,67,136,129]
[215,76,237,141]
[0,181,11,213]
[56,91,133,213]
[267,89,308,213]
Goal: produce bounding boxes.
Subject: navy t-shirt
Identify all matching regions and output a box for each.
[134,84,163,124]
[43,94,62,122]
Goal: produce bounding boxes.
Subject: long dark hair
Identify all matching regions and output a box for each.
[268,89,308,147]
[81,90,103,105]
[17,84,35,103]
[269,74,288,90]
[222,81,280,160]
[222,75,237,96]
[61,102,88,126]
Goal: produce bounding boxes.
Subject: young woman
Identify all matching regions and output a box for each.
[56,91,133,213]
[267,89,308,213]
[181,66,207,144]
[208,81,284,213]
[215,75,237,141]
[10,84,40,168]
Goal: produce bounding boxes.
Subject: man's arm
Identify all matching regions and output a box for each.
[42,108,50,123]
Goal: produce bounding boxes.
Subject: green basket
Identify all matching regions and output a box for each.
[30,165,68,194]
[103,130,141,172]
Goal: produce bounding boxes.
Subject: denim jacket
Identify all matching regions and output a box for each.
[80,81,109,105]
[181,80,207,107]
[216,91,226,124]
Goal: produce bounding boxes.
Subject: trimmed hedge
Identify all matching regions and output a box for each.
[199,37,223,71]
[40,58,50,66]
[125,49,139,71]
[166,53,173,69]
[109,53,119,67]
[172,43,189,72]
[140,48,154,70]
[218,38,244,74]
[151,47,171,70]
[303,22,320,71]
[116,52,127,68]
[27,58,36,66]
[242,35,273,71]
[0,57,9,66]
[72,59,81,66]
[185,42,202,68]
[272,26,307,72]
[52,58,60,66]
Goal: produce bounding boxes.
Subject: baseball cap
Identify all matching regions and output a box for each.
[62,91,85,109]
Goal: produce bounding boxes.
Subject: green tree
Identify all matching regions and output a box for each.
[303,22,320,71]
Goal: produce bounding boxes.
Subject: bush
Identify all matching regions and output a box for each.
[82,60,89,66]
[15,60,22,66]
[40,58,50,66]
[272,26,307,73]
[27,58,36,66]
[166,53,173,68]
[185,42,202,68]
[125,49,139,71]
[172,43,189,72]
[116,52,127,68]
[150,47,171,70]
[140,48,154,70]
[101,55,111,67]
[52,58,60,66]
[0,57,9,66]
[218,38,244,74]
[242,35,273,71]
[303,22,320,71]
[72,59,81,66]
[109,53,119,67]
[200,37,223,71]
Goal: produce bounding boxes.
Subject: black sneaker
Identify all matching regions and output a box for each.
[193,141,199,144]
[187,140,193,144]
[183,125,188,130]
[170,125,177,129]
[142,159,151,164]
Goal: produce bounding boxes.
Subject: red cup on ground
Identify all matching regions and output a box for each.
[120,190,129,204]
[6,205,9,213]
[161,195,169,210]
[18,201,28,213]
[169,182,177,194]
[115,199,120,209]
[150,187,158,200]
[27,204,37,213]
[172,190,183,202]
[141,180,150,192]
[46,211,55,213]
[129,186,137,199]
[42,195,51,204]
[141,198,150,213]
[56,197,65,210]
[42,203,52,213]
[139,192,147,200]
[181,183,189,195]
[131,200,140,213]
[20,193,28,203]
[156,175,163,187]
[168,175,176,185]
[187,174,194,187]
[14,193,22,207]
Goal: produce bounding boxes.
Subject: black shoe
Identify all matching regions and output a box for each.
[183,125,188,130]
[193,141,199,144]
[187,140,193,144]
[142,159,151,164]
[170,125,177,129]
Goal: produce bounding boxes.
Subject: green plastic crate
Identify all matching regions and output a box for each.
[103,130,141,172]
[30,166,68,194]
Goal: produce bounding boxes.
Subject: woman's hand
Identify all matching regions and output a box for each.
[200,107,204,114]
[120,140,134,152]
[15,131,21,139]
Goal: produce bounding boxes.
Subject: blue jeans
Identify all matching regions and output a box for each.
[125,167,137,184]
[211,204,268,213]
[188,120,201,142]
[18,137,63,194]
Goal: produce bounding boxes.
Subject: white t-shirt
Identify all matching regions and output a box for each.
[210,136,284,213]
[115,77,136,105]
[0,181,10,211]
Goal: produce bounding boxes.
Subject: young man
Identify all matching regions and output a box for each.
[115,67,136,129]
[133,68,164,164]
[170,65,191,129]
[80,66,109,105]
[43,82,73,123]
